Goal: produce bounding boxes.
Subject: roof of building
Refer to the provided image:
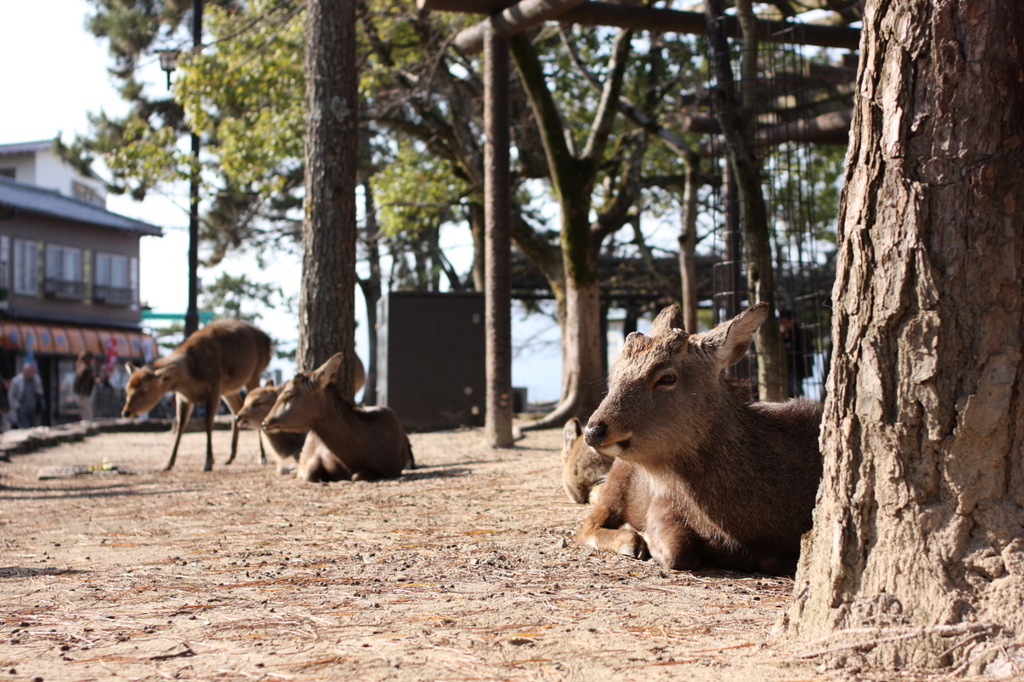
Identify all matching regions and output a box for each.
[0,139,54,157]
[0,176,163,236]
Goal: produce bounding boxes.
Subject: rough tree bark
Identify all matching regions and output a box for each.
[297,0,358,396]
[786,0,1024,672]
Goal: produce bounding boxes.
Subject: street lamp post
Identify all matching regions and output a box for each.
[156,3,202,339]
[183,0,203,338]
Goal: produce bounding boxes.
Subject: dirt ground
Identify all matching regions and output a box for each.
[0,423,989,682]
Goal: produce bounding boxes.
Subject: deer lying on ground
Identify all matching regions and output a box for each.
[561,418,613,504]
[122,319,272,472]
[262,352,414,482]
[235,355,366,475]
[576,303,822,574]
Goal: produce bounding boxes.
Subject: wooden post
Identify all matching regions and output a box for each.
[484,26,514,447]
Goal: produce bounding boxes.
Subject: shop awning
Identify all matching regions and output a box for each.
[0,320,157,361]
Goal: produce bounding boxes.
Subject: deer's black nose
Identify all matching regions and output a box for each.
[584,422,608,447]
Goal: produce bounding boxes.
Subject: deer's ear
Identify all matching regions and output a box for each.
[704,303,769,369]
[312,353,345,389]
[155,364,178,382]
[563,417,582,448]
[124,362,139,375]
[649,304,685,336]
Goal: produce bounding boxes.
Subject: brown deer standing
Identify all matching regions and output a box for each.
[235,355,366,475]
[122,319,272,472]
[576,303,822,574]
[561,418,612,504]
[262,352,413,482]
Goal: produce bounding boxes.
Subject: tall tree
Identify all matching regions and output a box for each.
[786,0,1024,671]
[511,27,643,428]
[297,0,358,393]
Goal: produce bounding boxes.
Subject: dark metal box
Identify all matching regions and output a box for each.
[377,291,486,432]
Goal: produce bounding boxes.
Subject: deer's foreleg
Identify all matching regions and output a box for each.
[644,496,702,571]
[166,397,193,472]
[573,462,649,560]
[203,395,218,472]
[221,391,247,465]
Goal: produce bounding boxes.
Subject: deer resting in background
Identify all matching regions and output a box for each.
[235,355,366,475]
[122,319,272,472]
[561,418,613,504]
[576,303,822,574]
[262,352,414,482]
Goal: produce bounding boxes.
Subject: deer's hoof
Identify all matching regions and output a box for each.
[617,533,650,561]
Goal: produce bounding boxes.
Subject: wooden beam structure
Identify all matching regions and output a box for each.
[687,109,853,148]
[423,0,862,54]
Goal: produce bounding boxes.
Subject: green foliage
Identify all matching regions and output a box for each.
[149,320,185,352]
[176,0,306,202]
[201,272,285,324]
[374,140,470,239]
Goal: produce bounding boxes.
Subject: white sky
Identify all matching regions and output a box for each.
[0,0,567,401]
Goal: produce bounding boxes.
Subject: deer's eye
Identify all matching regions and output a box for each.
[656,373,677,387]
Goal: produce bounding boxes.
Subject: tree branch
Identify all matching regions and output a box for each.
[581,27,633,162]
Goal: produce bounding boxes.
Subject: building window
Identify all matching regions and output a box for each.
[0,168,14,179]
[13,238,38,296]
[72,180,103,206]
[44,244,84,299]
[0,236,8,295]
[94,252,132,305]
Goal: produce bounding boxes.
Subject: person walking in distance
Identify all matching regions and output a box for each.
[74,351,97,421]
[9,362,44,428]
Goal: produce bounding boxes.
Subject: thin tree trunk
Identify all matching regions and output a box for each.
[678,156,700,333]
[297,0,358,397]
[360,177,382,406]
[786,0,1024,670]
[705,0,786,401]
[483,27,514,447]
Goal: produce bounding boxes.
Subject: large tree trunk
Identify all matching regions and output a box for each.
[297,0,358,397]
[786,0,1024,672]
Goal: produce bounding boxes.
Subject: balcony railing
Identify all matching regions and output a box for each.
[93,285,133,306]
[43,278,85,300]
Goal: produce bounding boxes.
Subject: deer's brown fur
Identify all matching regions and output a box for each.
[235,356,366,475]
[561,418,612,504]
[122,319,272,472]
[263,353,413,482]
[576,303,822,574]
